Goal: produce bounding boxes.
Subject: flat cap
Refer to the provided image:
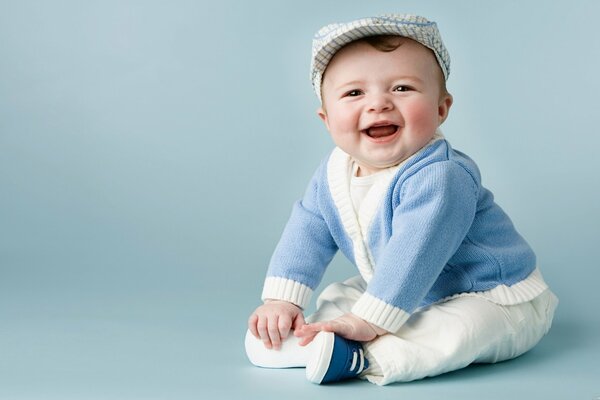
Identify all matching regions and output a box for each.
[310,14,450,102]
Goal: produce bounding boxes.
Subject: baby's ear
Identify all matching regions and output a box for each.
[317,107,330,130]
[438,93,453,125]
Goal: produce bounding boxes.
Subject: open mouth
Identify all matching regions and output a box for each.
[363,124,399,139]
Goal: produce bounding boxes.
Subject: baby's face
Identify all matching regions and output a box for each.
[318,38,452,176]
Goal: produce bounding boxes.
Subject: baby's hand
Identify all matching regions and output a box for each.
[294,313,387,346]
[248,300,305,350]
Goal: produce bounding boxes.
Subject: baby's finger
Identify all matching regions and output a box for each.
[322,320,345,335]
[292,313,306,331]
[268,315,282,350]
[298,331,319,346]
[256,315,272,349]
[293,322,326,341]
[327,317,355,332]
[278,314,292,341]
[248,314,260,338]
[303,322,327,333]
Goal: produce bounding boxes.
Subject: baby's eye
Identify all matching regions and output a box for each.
[393,85,412,92]
[344,89,363,97]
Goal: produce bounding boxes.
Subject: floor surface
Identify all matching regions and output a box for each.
[0,293,597,400]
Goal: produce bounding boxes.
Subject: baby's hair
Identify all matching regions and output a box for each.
[362,35,405,52]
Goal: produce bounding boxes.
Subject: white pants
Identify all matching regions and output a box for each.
[308,276,558,385]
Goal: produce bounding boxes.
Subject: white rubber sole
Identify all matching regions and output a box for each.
[244,330,310,368]
[305,331,335,383]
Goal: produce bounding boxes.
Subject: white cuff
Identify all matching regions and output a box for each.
[261,277,313,309]
[352,292,410,333]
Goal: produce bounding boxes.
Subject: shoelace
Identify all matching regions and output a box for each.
[348,348,366,374]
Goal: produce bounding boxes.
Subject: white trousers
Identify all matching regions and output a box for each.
[308,276,558,385]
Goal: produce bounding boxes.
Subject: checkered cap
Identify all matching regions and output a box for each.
[311,14,450,102]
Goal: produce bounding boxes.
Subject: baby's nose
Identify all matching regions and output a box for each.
[368,94,394,112]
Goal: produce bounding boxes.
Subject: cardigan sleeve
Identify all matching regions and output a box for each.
[261,163,338,309]
[351,160,479,332]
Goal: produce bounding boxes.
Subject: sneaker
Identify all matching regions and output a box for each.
[305,332,369,384]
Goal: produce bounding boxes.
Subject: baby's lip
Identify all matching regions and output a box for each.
[362,120,397,130]
[361,121,399,138]
[369,120,397,128]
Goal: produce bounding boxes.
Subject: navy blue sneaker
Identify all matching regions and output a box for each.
[306,332,369,384]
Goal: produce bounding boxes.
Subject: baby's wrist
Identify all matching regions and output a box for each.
[264,299,301,309]
[367,322,388,336]
[348,312,388,336]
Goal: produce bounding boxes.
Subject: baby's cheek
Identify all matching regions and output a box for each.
[408,101,441,132]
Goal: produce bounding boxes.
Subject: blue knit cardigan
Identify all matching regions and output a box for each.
[262,138,548,332]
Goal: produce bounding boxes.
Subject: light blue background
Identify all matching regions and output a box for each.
[1,0,599,399]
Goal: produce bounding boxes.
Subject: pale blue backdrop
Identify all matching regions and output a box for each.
[1,0,598,399]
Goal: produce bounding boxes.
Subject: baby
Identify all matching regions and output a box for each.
[245,14,558,386]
